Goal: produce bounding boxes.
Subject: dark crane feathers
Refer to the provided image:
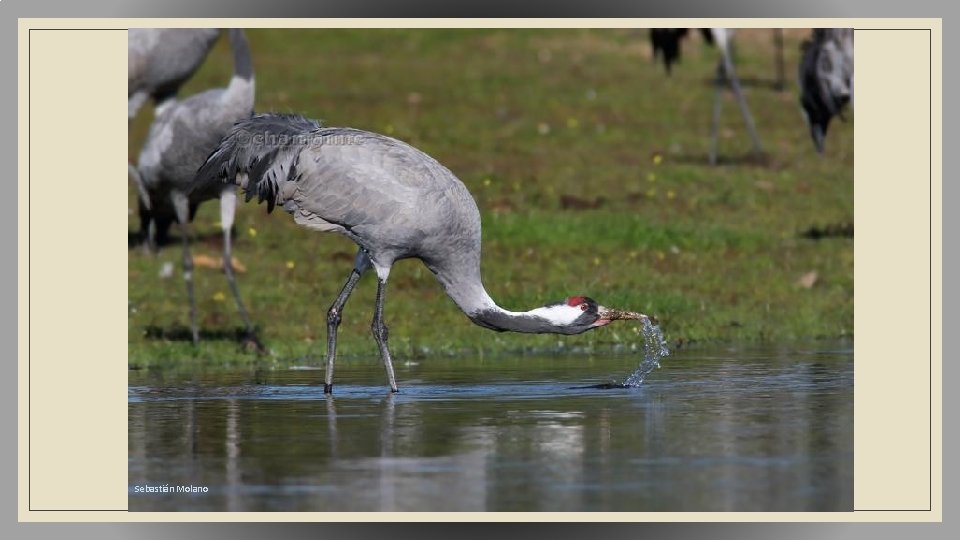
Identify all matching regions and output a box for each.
[196,113,322,213]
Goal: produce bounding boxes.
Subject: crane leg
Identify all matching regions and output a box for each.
[324,249,371,394]
[219,190,263,353]
[720,51,764,158]
[324,270,361,394]
[172,193,199,345]
[773,29,785,92]
[709,62,725,166]
[371,276,399,393]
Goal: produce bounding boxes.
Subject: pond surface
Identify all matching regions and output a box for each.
[128,343,853,512]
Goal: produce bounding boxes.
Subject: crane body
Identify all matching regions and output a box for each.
[197,113,648,393]
[799,28,854,153]
[131,29,257,347]
[128,28,221,120]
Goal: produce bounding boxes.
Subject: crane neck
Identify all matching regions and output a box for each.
[432,264,568,335]
[224,29,254,112]
[228,29,253,83]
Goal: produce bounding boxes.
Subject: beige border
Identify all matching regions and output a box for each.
[17,18,943,522]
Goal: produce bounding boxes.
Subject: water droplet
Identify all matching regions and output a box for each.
[622,318,670,387]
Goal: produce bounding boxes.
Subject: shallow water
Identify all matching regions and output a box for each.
[128,343,853,512]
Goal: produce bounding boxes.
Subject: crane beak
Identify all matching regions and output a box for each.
[595,307,653,327]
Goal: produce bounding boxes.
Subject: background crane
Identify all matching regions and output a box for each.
[128,28,221,120]
[128,28,221,222]
[130,29,258,349]
[798,28,854,154]
[196,113,649,393]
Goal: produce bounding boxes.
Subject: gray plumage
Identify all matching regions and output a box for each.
[198,113,647,393]
[199,118,490,310]
[128,28,221,119]
[799,28,854,154]
[133,29,257,348]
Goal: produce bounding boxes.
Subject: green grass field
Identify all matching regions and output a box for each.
[128,28,853,369]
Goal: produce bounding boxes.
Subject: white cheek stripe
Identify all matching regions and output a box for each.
[527,304,583,326]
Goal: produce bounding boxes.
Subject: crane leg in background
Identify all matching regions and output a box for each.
[219,189,264,353]
[720,52,764,161]
[324,249,372,394]
[773,29,785,92]
[371,274,399,393]
[172,192,200,346]
[709,63,725,166]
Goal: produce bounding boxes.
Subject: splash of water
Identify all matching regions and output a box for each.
[622,317,670,387]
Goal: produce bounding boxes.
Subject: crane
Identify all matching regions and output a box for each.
[130,29,257,348]
[128,28,221,120]
[128,29,222,225]
[651,28,781,165]
[798,28,854,154]
[196,113,650,393]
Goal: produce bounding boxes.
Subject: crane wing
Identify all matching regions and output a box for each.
[197,113,465,252]
[195,113,321,213]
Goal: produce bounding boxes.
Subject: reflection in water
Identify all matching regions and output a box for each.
[379,394,395,511]
[129,345,853,512]
[224,399,240,512]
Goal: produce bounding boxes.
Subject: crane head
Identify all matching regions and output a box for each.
[547,296,651,334]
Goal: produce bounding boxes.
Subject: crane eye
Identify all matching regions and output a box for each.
[580,303,589,311]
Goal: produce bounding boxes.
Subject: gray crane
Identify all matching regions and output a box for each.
[128,28,221,120]
[651,28,774,165]
[196,113,650,394]
[128,28,221,220]
[798,28,854,154]
[130,29,257,348]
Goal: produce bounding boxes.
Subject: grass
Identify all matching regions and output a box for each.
[128,28,853,370]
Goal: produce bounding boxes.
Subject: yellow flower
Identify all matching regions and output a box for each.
[248,227,257,238]
[646,188,657,198]
[656,251,665,261]
[286,260,295,270]
[647,172,656,182]
[653,154,663,166]
[384,124,395,135]
[483,177,492,187]
[566,117,579,129]
[667,190,676,200]
[213,292,226,302]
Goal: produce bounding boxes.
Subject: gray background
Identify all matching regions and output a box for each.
[3,0,951,537]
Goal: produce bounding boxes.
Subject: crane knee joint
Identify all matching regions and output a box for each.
[327,307,341,327]
[371,321,389,341]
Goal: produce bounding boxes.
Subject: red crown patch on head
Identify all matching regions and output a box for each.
[566,296,587,307]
